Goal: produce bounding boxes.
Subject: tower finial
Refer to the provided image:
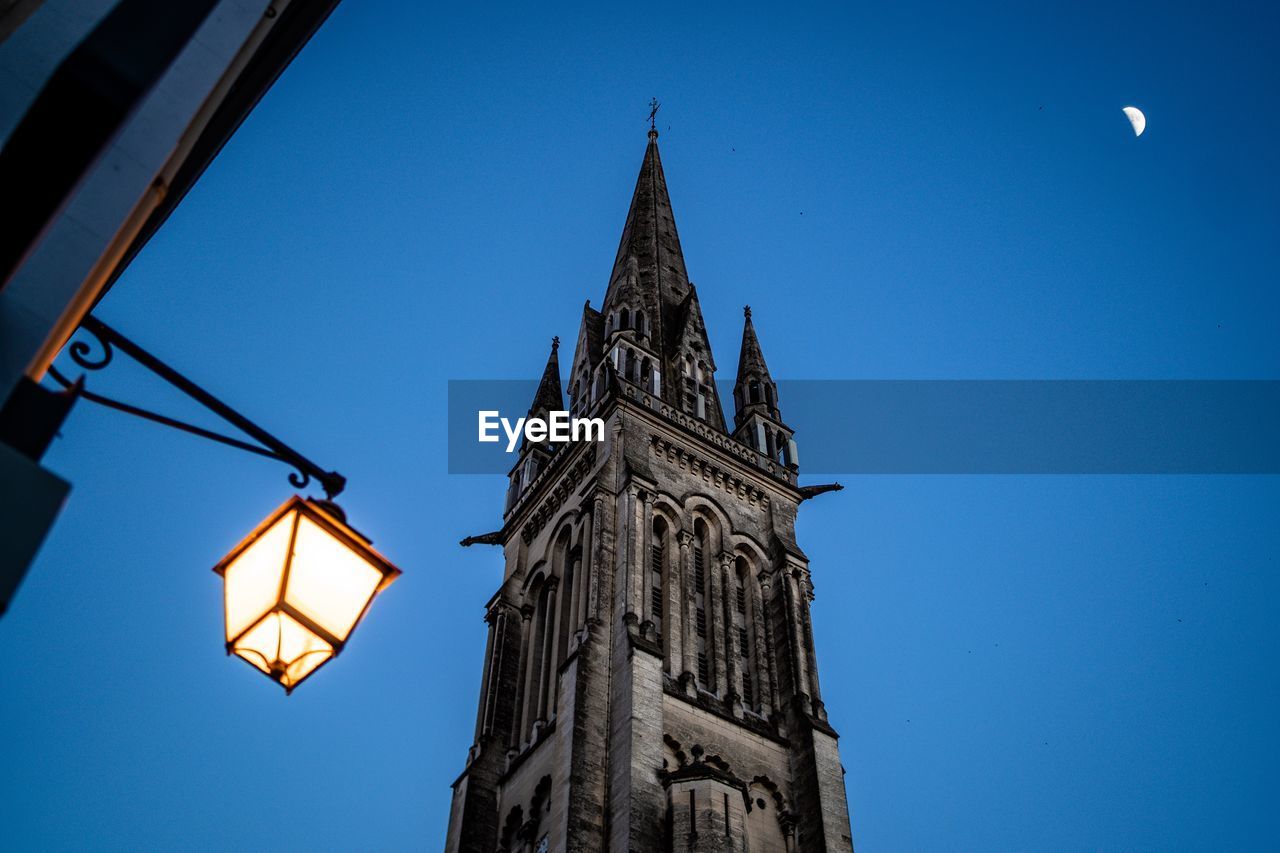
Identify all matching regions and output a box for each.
[744,304,752,319]
[647,97,660,137]
[551,335,560,351]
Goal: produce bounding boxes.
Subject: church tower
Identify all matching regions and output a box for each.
[445,128,854,852]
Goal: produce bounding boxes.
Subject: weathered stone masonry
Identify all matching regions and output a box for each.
[445,129,855,853]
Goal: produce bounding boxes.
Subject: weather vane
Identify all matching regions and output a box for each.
[648,97,660,130]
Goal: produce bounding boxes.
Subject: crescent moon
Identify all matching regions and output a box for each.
[1122,106,1146,137]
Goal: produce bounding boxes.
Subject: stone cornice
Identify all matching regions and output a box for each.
[618,380,800,489]
[497,369,801,544]
[504,436,597,525]
[518,446,596,544]
[650,434,769,509]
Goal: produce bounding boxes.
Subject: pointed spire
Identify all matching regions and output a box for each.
[735,304,772,388]
[568,300,604,404]
[602,130,691,352]
[734,306,780,428]
[526,336,563,423]
[578,302,603,359]
[671,283,716,371]
[668,284,728,431]
[595,127,736,432]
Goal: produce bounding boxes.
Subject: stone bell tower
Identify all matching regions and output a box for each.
[445,128,854,852]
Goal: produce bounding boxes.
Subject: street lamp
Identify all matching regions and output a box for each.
[46,315,403,693]
[213,496,400,693]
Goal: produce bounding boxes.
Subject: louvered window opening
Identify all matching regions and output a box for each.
[650,542,664,621]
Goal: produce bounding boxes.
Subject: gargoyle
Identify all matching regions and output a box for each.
[459,530,503,547]
[798,482,843,501]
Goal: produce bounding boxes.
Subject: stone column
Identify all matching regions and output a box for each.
[665,527,684,678]
[783,568,811,702]
[560,567,574,660]
[708,547,728,697]
[678,530,697,695]
[477,601,513,739]
[623,485,642,625]
[587,495,604,626]
[751,573,776,715]
[545,576,565,717]
[607,500,668,853]
[757,568,778,712]
[799,571,825,718]
[719,553,741,714]
[525,593,547,740]
[535,579,558,726]
[560,532,580,651]
[578,540,590,629]
[570,550,587,649]
[473,604,499,741]
[513,604,535,749]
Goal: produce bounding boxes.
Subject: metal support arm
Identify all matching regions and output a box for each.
[47,315,346,499]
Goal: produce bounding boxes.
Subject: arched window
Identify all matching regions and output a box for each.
[519,577,551,742]
[635,309,646,337]
[620,308,630,330]
[746,782,788,853]
[733,556,756,711]
[535,581,555,724]
[693,520,710,690]
[557,545,582,674]
[749,379,762,404]
[765,383,776,409]
[501,806,524,853]
[682,358,697,414]
[641,357,653,392]
[650,518,667,645]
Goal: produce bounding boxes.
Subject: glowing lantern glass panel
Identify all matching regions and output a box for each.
[213,496,400,693]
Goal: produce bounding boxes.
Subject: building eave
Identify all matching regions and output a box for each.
[97,0,343,306]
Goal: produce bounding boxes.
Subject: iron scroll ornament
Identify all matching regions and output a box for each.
[67,322,114,369]
[47,315,346,500]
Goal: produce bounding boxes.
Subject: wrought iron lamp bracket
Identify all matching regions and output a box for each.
[47,315,346,500]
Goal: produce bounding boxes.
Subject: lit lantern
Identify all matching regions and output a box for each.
[212,496,401,693]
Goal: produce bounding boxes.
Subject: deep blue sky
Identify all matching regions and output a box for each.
[4,1,1279,849]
